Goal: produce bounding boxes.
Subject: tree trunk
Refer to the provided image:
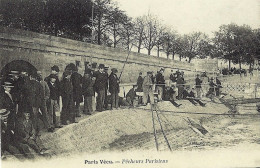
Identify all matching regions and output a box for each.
[172,51,175,60]
[228,59,231,70]
[157,46,160,57]
[137,38,142,53]
[179,55,182,61]
[148,49,151,55]
[97,16,102,45]
[188,57,192,63]
[239,57,241,70]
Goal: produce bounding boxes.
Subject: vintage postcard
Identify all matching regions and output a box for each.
[0,0,260,167]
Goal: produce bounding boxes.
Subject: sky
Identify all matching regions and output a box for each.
[114,0,260,36]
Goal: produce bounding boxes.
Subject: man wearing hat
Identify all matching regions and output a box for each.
[195,74,202,98]
[47,74,61,130]
[125,85,138,106]
[207,77,217,100]
[177,73,185,100]
[60,71,76,124]
[1,109,30,160]
[142,71,155,106]
[0,82,16,132]
[28,74,45,135]
[136,72,143,92]
[156,68,165,102]
[82,69,96,114]
[44,65,60,88]
[109,68,120,109]
[71,67,83,117]
[94,64,108,112]
[36,71,52,132]
[104,66,109,110]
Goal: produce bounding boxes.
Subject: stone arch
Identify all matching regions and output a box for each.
[1,60,38,80]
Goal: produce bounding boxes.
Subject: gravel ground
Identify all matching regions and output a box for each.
[37,98,260,158]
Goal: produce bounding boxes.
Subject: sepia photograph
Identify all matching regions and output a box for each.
[0,0,260,167]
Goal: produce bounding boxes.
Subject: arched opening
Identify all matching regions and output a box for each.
[0,60,38,81]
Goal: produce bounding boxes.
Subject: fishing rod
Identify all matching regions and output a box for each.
[119,43,133,80]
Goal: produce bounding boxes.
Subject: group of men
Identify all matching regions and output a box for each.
[0,62,123,160]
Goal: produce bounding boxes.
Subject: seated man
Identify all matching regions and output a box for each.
[15,112,48,155]
[163,86,181,107]
[183,87,206,107]
[125,85,138,107]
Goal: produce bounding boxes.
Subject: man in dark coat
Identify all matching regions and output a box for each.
[170,70,177,83]
[177,75,185,99]
[82,69,96,115]
[156,68,165,101]
[109,68,120,109]
[195,74,202,98]
[104,66,109,110]
[94,64,108,112]
[164,86,181,107]
[71,68,83,117]
[207,77,217,100]
[1,109,32,160]
[17,71,31,118]
[215,77,222,96]
[28,74,44,135]
[47,74,61,129]
[60,71,76,124]
[0,82,16,132]
[136,72,143,92]
[126,85,137,106]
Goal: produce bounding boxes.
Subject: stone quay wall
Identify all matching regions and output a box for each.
[0,26,195,84]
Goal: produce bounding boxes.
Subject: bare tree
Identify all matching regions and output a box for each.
[133,16,146,53]
[161,28,178,59]
[155,23,165,57]
[143,14,159,56]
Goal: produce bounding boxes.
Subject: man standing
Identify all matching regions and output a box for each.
[156,68,165,101]
[142,72,154,107]
[60,71,76,124]
[28,74,44,135]
[104,66,109,110]
[0,82,16,132]
[215,77,222,97]
[195,74,202,98]
[47,74,62,129]
[136,72,143,92]
[71,68,83,117]
[177,74,184,100]
[82,69,96,115]
[36,71,52,132]
[94,64,108,112]
[109,68,120,109]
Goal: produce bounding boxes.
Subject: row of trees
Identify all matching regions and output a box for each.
[0,0,259,67]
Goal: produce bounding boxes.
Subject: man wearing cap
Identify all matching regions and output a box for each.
[60,71,76,124]
[94,64,108,112]
[47,74,61,129]
[142,71,155,106]
[9,71,20,112]
[109,68,120,109]
[82,69,96,114]
[195,74,202,98]
[156,68,165,102]
[71,67,83,117]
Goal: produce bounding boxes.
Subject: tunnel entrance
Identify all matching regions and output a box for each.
[0,60,38,81]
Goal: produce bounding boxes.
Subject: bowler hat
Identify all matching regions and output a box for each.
[210,77,214,80]
[147,71,152,74]
[91,63,97,69]
[49,74,57,79]
[2,82,14,88]
[104,66,109,70]
[51,65,60,72]
[0,109,10,118]
[99,64,105,69]
[111,68,118,73]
